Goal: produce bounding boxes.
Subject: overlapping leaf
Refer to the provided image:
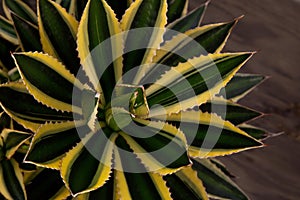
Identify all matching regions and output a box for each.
[0,16,18,45]
[11,14,42,52]
[121,0,168,84]
[164,167,208,200]
[38,0,80,75]
[0,79,73,131]
[61,127,117,196]
[114,135,172,200]
[192,158,249,200]
[25,121,87,169]
[166,0,188,23]
[199,97,262,125]
[77,0,122,102]
[120,117,190,175]
[13,52,86,113]
[165,2,208,41]
[3,0,37,24]
[153,111,263,157]
[0,159,27,200]
[24,168,70,199]
[146,53,253,116]
[219,73,265,102]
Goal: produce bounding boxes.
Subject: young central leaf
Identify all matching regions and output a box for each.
[105,107,131,132]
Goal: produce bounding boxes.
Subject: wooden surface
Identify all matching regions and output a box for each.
[190,0,300,199]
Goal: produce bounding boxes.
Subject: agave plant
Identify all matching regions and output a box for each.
[0,0,270,199]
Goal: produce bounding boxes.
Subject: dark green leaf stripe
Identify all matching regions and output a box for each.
[186,123,261,150]
[192,158,248,200]
[165,3,207,40]
[65,127,115,194]
[13,53,78,106]
[116,136,162,200]
[239,125,268,140]
[11,14,42,52]
[0,16,18,44]
[164,175,202,200]
[4,130,31,154]
[219,73,265,101]
[153,111,263,157]
[1,159,26,200]
[85,0,116,102]
[122,0,164,77]
[199,100,262,125]
[39,0,80,75]
[160,21,237,68]
[142,21,237,84]
[18,57,72,103]
[86,174,114,200]
[4,0,37,24]
[166,0,187,23]
[0,84,73,123]
[115,136,170,200]
[147,54,251,108]
[26,124,89,164]
[121,119,190,171]
[25,169,68,200]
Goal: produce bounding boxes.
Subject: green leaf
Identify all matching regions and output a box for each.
[146,53,253,116]
[192,158,249,200]
[120,117,190,175]
[159,20,238,65]
[1,129,31,159]
[0,83,73,131]
[24,168,70,200]
[77,0,122,102]
[142,20,239,84]
[75,172,114,199]
[153,111,263,157]
[166,0,188,24]
[13,52,85,113]
[11,13,42,52]
[25,121,87,169]
[165,2,208,40]
[238,124,269,140]
[164,167,208,200]
[114,135,172,200]
[38,0,80,75]
[3,0,37,24]
[61,128,117,196]
[0,159,26,200]
[219,73,266,102]
[0,16,18,45]
[121,0,168,84]
[199,98,262,125]
[129,87,150,118]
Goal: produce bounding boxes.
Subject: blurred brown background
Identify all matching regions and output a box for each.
[190,0,300,199]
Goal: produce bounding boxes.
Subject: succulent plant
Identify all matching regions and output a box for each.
[0,0,270,199]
